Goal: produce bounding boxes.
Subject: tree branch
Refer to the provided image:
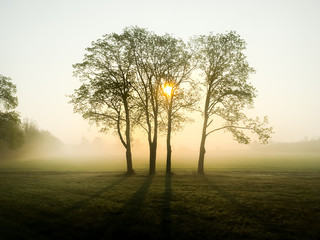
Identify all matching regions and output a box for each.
[206,125,254,137]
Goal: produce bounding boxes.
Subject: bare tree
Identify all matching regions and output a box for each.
[192,31,273,174]
[70,32,135,175]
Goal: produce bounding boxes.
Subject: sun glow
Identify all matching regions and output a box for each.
[163,84,173,96]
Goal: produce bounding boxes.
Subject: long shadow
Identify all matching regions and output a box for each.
[26,174,130,239]
[161,174,172,239]
[201,174,282,238]
[64,174,129,214]
[100,174,155,239]
[121,174,154,216]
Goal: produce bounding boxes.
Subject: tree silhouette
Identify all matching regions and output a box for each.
[192,32,273,174]
[0,74,23,151]
[124,27,190,174]
[161,82,199,174]
[159,41,199,174]
[124,27,199,175]
[70,27,273,175]
[70,32,135,175]
[122,27,160,175]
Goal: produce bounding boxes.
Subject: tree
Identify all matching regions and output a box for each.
[161,81,199,174]
[125,27,162,175]
[192,32,273,174]
[19,119,63,158]
[125,27,196,175]
[69,32,135,175]
[0,75,24,151]
[158,40,199,174]
[0,111,24,150]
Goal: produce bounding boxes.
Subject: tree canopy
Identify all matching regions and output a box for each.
[0,75,23,150]
[192,31,273,173]
[70,32,136,174]
[123,26,199,174]
[70,27,273,174]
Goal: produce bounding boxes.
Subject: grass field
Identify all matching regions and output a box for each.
[0,159,320,239]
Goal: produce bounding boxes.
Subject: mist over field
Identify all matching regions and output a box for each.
[1,128,319,172]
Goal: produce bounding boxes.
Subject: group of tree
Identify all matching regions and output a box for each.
[0,75,63,159]
[69,26,273,175]
[17,120,63,159]
[0,117,63,159]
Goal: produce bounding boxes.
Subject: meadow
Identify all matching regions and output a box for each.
[0,156,319,240]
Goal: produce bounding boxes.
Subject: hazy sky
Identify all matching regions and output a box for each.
[1,0,320,151]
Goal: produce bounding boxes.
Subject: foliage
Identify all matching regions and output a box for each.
[22,120,63,148]
[193,31,273,144]
[0,111,24,150]
[0,119,63,159]
[160,81,200,132]
[124,27,197,135]
[70,31,136,173]
[122,27,201,173]
[124,27,168,135]
[70,33,135,145]
[0,75,23,150]
[69,28,274,175]
[0,74,18,111]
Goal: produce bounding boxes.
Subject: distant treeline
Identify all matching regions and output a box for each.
[252,139,320,154]
[0,120,63,160]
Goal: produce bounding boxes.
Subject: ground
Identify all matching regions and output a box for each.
[0,168,319,239]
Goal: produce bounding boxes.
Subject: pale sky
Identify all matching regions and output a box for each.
[1,0,320,151]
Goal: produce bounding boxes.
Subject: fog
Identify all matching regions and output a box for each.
[1,121,319,172]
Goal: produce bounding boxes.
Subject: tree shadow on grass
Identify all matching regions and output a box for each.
[43,174,154,239]
[120,174,154,216]
[201,174,283,239]
[99,174,155,239]
[64,174,129,214]
[161,174,172,239]
[29,174,130,239]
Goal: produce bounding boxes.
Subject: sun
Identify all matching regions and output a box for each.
[163,84,173,96]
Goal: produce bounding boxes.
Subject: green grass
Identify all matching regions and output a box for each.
[0,167,319,239]
[1,153,320,172]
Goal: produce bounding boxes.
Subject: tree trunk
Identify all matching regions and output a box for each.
[198,132,206,174]
[166,140,172,174]
[124,100,134,175]
[125,147,134,175]
[166,97,173,174]
[149,142,156,175]
[149,103,158,175]
[198,91,211,174]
